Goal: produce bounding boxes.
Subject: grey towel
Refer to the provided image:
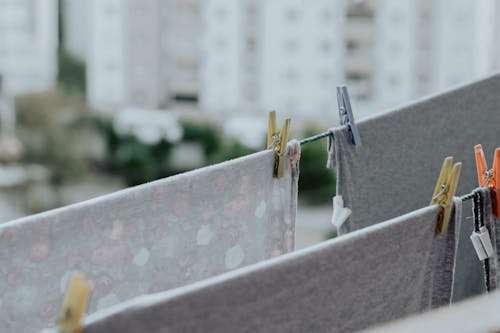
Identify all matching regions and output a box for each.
[51,199,461,333]
[0,150,298,333]
[359,289,500,333]
[331,73,500,301]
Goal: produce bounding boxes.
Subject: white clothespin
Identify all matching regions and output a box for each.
[331,196,351,229]
[470,226,494,260]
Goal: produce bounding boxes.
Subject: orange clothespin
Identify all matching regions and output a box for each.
[430,157,462,234]
[474,144,500,217]
[57,273,92,333]
[267,111,291,178]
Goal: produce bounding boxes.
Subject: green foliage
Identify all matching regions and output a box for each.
[90,118,263,186]
[16,89,89,185]
[326,228,338,239]
[57,49,86,95]
[88,116,173,186]
[112,137,170,186]
[298,127,336,205]
[211,140,258,164]
[180,120,221,157]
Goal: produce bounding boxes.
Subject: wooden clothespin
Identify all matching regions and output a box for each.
[267,111,291,178]
[57,273,92,333]
[430,157,462,234]
[337,85,362,147]
[474,144,500,217]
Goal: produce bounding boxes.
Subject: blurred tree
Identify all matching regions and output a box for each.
[89,117,174,186]
[180,120,221,158]
[298,126,336,205]
[16,89,90,185]
[57,50,86,95]
[57,0,86,95]
[210,140,257,163]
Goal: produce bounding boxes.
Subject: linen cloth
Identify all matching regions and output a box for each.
[43,199,461,333]
[359,289,500,333]
[1,150,298,333]
[331,73,500,300]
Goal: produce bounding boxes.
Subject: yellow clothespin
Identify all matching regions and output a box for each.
[267,111,291,178]
[57,273,92,333]
[430,157,462,234]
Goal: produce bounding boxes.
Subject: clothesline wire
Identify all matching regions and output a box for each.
[299,131,332,145]
[460,192,476,202]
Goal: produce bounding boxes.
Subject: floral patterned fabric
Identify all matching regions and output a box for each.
[0,150,298,333]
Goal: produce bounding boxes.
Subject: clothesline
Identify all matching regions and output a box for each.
[299,131,332,145]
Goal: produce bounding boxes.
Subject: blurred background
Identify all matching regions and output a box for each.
[0,0,499,247]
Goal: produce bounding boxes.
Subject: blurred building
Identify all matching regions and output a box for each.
[161,0,202,106]
[0,0,58,96]
[256,0,345,117]
[86,0,126,111]
[86,0,202,112]
[77,0,500,116]
[63,0,90,62]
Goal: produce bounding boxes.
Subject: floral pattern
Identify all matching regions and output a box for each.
[0,150,298,333]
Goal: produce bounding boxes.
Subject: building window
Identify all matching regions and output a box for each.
[283,39,299,53]
[105,62,116,73]
[388,74,400,87]
[246,36,256,52]
[284,68,299,83]
[105,5,114,15]
[319,71,332,84]
[215,36,227,49]
[390,42,401,55]
[217,65,228,77]
[133,91,146,105]
[134,65,145,79]
[321,9,334,22]
[285,7,301,23]
[215,6,227,20]
[391,11,404,26]
[319,40,333,54]
[285,98,299,113]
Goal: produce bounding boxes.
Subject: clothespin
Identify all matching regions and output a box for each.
[331,196,352,229]
[471,226,494,260]
[267,111,291,178]
[474,144,500,217]
[430,157,462,234]
[57,273,92,333]
[336,85,362,147]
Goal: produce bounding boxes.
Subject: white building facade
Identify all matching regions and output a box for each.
[87,0,126,112]
[81,0,500,116]
[63,0,90,62]
[0,0,58,96]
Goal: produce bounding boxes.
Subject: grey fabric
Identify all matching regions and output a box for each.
[332,73,500,301]
[359,289,500,333]
[0,150,298,333]
[477,187,500,291]
[60,200,461,333]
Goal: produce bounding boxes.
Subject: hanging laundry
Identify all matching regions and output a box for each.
[0,149,298,333]
[329,73,500,301]
[45,199,461,333]
[359,289,500,333]
[471,187,500,292]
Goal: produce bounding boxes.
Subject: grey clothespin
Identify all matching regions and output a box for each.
[337,85,362,147]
